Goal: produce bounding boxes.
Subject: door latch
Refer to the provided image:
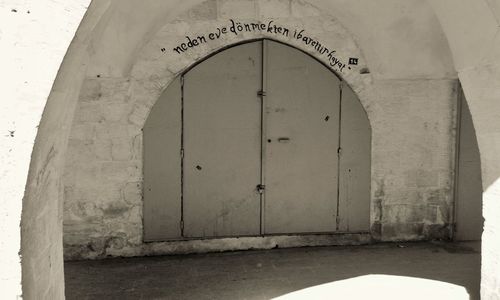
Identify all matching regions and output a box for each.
[256,184,266,194]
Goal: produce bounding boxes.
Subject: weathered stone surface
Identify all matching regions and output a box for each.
[219,0,257,19]
[63,0,373,261]
[193,0,219,20]
[258,0,291,18]
[57,2,467,287]
[4,0,500,299]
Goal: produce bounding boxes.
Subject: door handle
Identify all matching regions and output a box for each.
[277,137,290,143]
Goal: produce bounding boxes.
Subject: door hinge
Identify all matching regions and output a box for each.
[180,148,184,158]
[256,184,266,194]
[337,147,342,156]
[257,90,266,97]
[180,220,184,231]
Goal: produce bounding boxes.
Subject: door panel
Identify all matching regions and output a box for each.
[338,83,371,232]
[183,41,262,238]
[143,77,182,241]
[263,41,340,234]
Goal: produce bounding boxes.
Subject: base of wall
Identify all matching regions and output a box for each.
[65,233,373,260]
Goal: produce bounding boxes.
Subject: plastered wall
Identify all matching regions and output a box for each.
[62,0,458,260]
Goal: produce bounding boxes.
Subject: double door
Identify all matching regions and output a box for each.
[143,39,370,241]
[183,40,340,238]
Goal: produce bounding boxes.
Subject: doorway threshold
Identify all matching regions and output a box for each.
[140,233,372,257]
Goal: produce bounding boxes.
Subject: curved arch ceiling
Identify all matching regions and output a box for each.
[427,0,500,71]
[85,0,456,80]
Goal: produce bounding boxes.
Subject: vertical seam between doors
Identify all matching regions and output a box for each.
[260,39,267,236]
[336,81,343,231]
[180,75,185,237]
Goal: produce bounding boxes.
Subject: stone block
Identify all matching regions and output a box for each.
[438,170,453,188]
[79,79,101,102]
[63,223,104,246]
[127,206,143,225]
[416,169,439,187]
[67,138,95,162]
[291,0,321,17]
[80,78,131,103]
[382,223,425,240]
[101,102,132,123]
[371,222,382,240]
[95,185,123,205]
[70,163,101,188]
[70,124,96,140]
[218,0,257,19]
[383,204,426,224]
[75,102,104,123]
[437,204,451,223]
[102,201,130,219]
[95,123,138,140]
[187,0,218,20]
[122,182,142,205]
[128,102,151,127]
[423,223,451,239]
[423,188,446,205]
[111,138,133,161]
[131,133,142,160]
[100,161,141,183]
[107,236,127,250]
[424,205,439,223]
[94,139,112,161]
[258,0,291,18]
[405,170,418,188]
[75,201,104,222]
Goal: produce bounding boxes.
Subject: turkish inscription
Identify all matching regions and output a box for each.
[171,19,352,72]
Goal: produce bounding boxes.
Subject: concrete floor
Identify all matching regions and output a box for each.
[65,241,480,300]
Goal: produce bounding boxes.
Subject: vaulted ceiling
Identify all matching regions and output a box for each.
[84,0,461,80]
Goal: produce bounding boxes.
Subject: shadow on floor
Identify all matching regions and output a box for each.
[65,241,480,300]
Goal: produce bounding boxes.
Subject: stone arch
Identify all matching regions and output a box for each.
[13,1,99,298]
[128,17,373,130]
[63,0,461,260]
[142,35,371,126]
[426,1,500,297]
[7,0,497,299]
[62,2,377,260]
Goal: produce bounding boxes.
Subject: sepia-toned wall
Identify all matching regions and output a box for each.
[61,0,458,260]
[2,0,499,299]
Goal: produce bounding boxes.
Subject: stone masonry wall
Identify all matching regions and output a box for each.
[62,0,458,260]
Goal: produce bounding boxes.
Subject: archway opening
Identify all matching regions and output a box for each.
[143,39,372,245]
